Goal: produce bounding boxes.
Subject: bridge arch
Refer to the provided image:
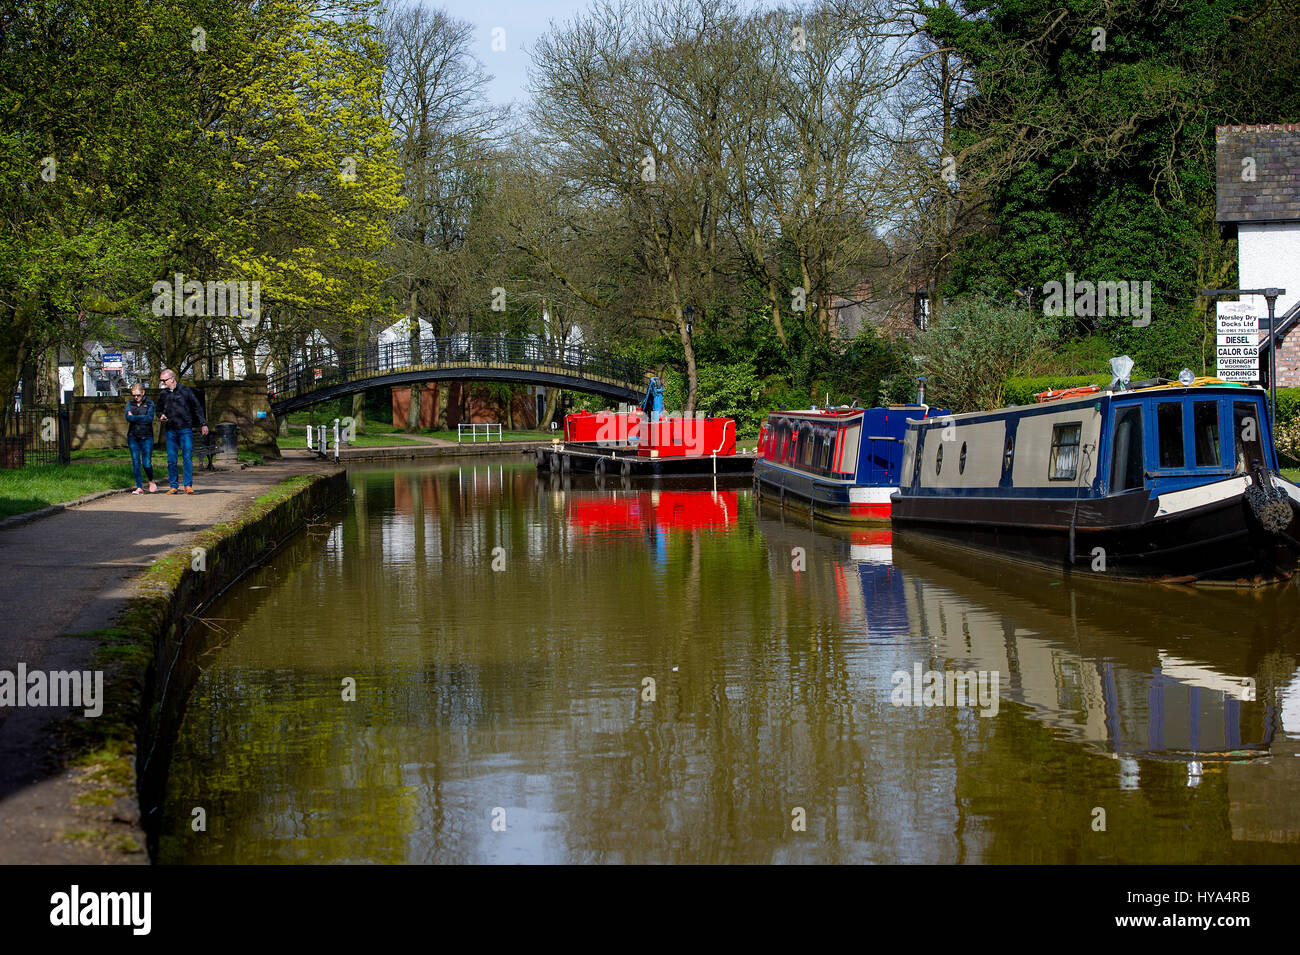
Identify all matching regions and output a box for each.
[266,336,648,416]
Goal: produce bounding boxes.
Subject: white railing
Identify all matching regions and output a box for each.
[458,422,503,443]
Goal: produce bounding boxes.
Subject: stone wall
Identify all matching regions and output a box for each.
[203,375,279,457]
[71,396,139,450]
[71,378,280,455]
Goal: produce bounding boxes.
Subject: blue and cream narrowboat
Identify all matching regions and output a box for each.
[755,403,947,521]
[891,366,1300,585]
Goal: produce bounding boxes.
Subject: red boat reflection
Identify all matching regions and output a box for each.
[567,489,738,534]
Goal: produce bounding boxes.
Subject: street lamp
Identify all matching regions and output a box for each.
[683,305,695,339]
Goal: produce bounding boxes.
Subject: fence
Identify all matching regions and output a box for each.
[1,407,71,467]
[458,422,503,443]
[266,336,644,407]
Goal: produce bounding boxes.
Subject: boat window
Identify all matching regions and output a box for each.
[1233,401,1265,474]
[1156,401,1184,468]
[810,430,824,473]
[1049,422,1082,480]
[799,426,814,468]
[1109,405,1143,493]
[936,443,944,475]
[1193,401,1221,468]
[1003,433,1014,473]
[959,441,967,474]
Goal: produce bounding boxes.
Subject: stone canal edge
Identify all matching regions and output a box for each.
[0,454,348,863]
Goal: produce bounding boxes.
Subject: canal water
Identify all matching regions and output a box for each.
[157,459,1300,863]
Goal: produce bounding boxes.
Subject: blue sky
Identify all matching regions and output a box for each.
[420,0,599,108]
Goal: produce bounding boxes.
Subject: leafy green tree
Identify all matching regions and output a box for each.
[926,0,1300,377]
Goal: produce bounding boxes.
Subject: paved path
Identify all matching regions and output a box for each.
[0,451,339,863]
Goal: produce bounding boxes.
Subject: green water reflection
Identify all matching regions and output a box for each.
[157,461,1300,863]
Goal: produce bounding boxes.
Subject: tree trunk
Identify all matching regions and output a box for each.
[406,292,421,431]
[406,384,421,432]
[539,387,561,431]
[351,391,366,435]
[435,381,449,429]
[680,316,698,417]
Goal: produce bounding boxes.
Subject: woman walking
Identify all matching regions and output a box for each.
[125,383,157,494]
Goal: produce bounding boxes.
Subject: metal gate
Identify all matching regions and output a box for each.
[1,407,71,467]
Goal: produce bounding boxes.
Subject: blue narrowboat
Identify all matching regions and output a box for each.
[891,364,1300,585]
[755,403,947,521]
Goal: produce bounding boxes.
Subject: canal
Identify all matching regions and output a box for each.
[157,459,1300,863]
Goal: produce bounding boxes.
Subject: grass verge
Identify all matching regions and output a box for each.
[0,461,133,519]
[72,446,265,465]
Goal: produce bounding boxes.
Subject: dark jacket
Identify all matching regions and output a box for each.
[125,397,155,441]
[156,384,206,431]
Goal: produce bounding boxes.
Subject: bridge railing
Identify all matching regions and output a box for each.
[266,336,644,406]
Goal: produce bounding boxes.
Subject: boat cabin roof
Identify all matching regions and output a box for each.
[771,404,928,422]
[910,383,1267,425]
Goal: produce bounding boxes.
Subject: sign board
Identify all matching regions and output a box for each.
[102,352,123,372]
[1216,302,1261,383]
[313,368,323,380]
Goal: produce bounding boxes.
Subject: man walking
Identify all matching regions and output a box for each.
[156,369,208,494]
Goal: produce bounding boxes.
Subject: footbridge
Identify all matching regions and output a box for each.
[266,336,648,416]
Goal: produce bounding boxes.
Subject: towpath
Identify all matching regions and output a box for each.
[0,451,339,863]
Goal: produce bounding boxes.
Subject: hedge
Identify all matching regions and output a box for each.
[1002,375,1115,407]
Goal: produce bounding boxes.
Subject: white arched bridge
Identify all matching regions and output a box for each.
[266,336,648,415]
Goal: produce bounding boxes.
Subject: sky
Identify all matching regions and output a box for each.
[420,0,600,109]
[420,0,784,109]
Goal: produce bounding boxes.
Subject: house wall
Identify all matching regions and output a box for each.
[1239,222,1300,387]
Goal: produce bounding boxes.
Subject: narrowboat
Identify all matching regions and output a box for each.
[754,403,948,521]
[536,377,750,477]
[891,361,1300,585]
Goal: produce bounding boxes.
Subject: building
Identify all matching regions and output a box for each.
[1215,124,1300,386]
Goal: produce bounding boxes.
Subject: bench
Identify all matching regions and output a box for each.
[194,427,219,470]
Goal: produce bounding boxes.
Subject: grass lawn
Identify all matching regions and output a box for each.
[277,430,421,450]
[0,462,134,519]
[1283,468,1299,483]
[427,429,551,443]
[72,446,265,465]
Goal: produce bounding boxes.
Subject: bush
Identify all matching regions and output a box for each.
[1002,374,1115,407]
[915,296,1062,412]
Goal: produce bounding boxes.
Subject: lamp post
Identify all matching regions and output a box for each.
[1200,287,1286,427]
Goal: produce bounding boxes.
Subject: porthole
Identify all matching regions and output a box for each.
[959,442,967,474]
[936,443,944,475]
[1003,434,1015,472]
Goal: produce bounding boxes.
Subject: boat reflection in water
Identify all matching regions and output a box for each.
[566,488,738,536]
[757,498,1300,844]
[893,535,1291,776]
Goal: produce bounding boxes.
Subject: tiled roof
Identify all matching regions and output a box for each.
[1216,125,1300,224]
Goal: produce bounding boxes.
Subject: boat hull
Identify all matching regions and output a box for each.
[754,459,894,523]
[891,478,1300,586]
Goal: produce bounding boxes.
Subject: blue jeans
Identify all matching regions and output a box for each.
[165,428,194,488]
[128,436,154,488]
